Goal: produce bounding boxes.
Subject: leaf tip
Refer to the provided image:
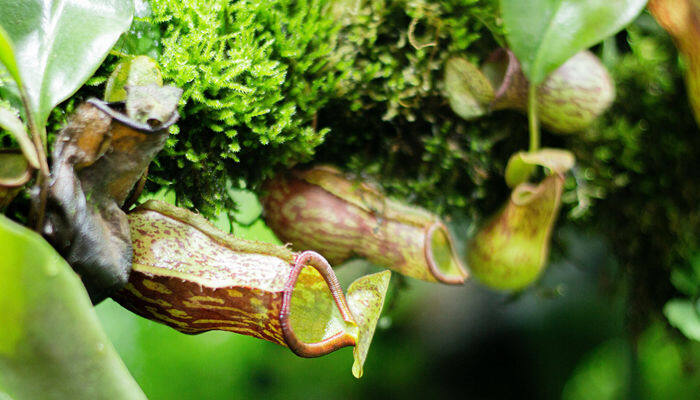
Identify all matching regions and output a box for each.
[347,269,391,378]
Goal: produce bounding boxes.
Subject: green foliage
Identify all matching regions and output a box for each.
[334,0,502,122]
[139,0,350,215]
[37,0,508,218]
[315,0,524,218]
[0,214,145,400]
[570,17,700,329]
[0,26,21,86]
[0,0,133,127]
[500,0,646,84]
[664,299,700,341]
[563,324,700,400]
[317,7,698,330]
[665,252,700,341]
[0,106,37,168]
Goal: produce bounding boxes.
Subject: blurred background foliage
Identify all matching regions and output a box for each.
[2,0,699,398]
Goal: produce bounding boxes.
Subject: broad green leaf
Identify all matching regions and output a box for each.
[501,0,647,84]
[505,148,575,187]
[664,299,700,341]
[0,0,134,126]
[0,26,20,86]
[0,106,38,169]
[0,215,146,400]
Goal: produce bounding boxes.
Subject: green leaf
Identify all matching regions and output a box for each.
[505,148,575,187]
[0,215,146,399]
[0,106,38,169]
[664,298,700,341]
[0,25,21,86]
[501,0,647,84]
[347,270,391,379]
[0,0,134,125]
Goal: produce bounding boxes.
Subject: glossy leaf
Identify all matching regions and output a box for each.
[0,215,145,399]
[649,0,700,126]
[0,0,133,125]
[0,25,21,86]
[0,106,38,168]
[500,0,647,84]
[112,0,162,59]
[505,148,575,187]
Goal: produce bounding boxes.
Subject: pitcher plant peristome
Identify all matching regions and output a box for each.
[113,200,390,378]
[260,166,468,285]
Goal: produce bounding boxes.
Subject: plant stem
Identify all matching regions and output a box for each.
[21,88,50,230]
[527,83,540,153]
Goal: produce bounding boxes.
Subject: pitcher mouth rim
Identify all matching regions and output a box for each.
[280,250,357,358]
[424,222,469,285]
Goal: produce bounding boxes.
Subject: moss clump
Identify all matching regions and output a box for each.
[32,0,505,219]
[124,0,350,215]
[333,0,502,122]
[316,0,524,219]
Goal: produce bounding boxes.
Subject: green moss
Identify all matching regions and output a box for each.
[137,0,354,215]
[316,0,522,219]
[31,0,505,219]
[334,0,502,122]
